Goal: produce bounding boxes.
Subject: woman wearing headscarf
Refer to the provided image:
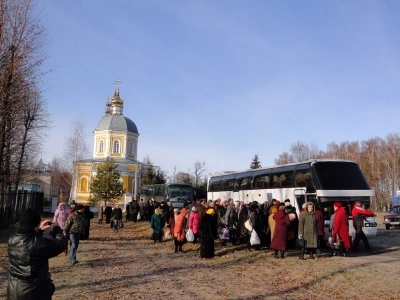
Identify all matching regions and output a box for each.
[270,204,291,259]
[53,202,69,255]
[331,202,351,256]
[200,206,218,259]
[189,206,201,243]
[173,207,188,252]
[298,202,318,260]
[151,207,165,243]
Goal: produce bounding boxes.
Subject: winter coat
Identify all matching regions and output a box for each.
[249,209,262,233]
[200,213,217,258]
[98,205,103,220]
[270,210,290,251]
[151,211,165,234]
[287,212,298,241]
[315,209,325,236]
[224,203,234,226]
[53,203,68,230]
[168,215,177,235]
[351,205,374,227]
[268,213,276,241]
[237,205,248,238]
[189,211,201,234]
[7,227,65,300]
[81,207,94,240]
[111,208,123,220]
[64,211,84,235]
[174,208,188,237]
[332,207,351,249]
[298,205,318,249]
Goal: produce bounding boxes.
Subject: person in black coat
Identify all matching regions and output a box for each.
[200,207,218,259]
[80,206,94,240]
[104,203,112,224]
[7,209,66,300]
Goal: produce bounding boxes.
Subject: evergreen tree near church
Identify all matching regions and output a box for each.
[89,157,124,204]
[250,154,262,169]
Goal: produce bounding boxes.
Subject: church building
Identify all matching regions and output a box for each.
[70,83,143,206]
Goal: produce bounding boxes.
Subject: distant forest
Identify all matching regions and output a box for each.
[274,134,400,209]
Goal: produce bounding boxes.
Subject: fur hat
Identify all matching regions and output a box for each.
[75,204,84,211]
[18,209,41,230]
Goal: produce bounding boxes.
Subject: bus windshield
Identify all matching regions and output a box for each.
[312,161,370,190]
[168,185,194,202]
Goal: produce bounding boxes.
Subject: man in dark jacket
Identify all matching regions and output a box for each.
[64,204,85,265]
[111,204,123,232]
[7,208,66,300]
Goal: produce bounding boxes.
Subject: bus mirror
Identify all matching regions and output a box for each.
[306,186,316,193]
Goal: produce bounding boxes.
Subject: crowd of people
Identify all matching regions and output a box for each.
[123,197,376,260]
[6,197,375,299]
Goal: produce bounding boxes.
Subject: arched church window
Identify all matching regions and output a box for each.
[129,141,134,155]
[113,140,120,153]
[99,140,104,153]
[80,177,88,192]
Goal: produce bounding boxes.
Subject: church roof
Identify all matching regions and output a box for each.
[35,158,47,171]
[95,114,139,134]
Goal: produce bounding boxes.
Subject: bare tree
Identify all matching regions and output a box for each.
[62,118,90,172]
[274,152,294,165]
[193,161,206,187]
[0,0,49,202]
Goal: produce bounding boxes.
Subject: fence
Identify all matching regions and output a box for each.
[0,190,44,229]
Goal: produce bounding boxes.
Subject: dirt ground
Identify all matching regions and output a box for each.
[0,213,399,300]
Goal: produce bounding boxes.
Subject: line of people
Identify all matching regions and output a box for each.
[146,197,376,260]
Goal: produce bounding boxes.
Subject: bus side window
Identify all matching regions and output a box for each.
[295,195,305,211]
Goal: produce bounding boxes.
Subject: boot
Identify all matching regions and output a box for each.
[280,251,284,259]
[174,245,178,253]
[299,248,305,260]
[309,249,315,259]
[178,246,183,252]
[273,250,278,259]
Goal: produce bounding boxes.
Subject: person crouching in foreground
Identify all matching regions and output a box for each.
[8,209,66,300]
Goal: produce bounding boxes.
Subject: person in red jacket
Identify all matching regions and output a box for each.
[351,201,374,252]
[331,202,351,256]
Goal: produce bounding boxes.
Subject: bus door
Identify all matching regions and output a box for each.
[294,189,306,213]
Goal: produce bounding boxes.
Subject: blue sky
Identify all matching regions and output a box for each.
[39,0,400,176]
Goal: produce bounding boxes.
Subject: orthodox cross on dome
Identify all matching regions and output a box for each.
[113,79,123,91]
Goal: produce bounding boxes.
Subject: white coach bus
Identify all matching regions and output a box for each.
[207,159,377,237]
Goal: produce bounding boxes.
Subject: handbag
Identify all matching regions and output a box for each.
[296,238,307,249]
[250,230,260,245]
[186,229,195,242]
[244,220,253,232]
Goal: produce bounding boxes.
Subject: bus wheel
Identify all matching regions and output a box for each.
[385,225,390,230]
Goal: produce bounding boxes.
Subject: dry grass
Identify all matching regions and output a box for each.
[0,217,399,300]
